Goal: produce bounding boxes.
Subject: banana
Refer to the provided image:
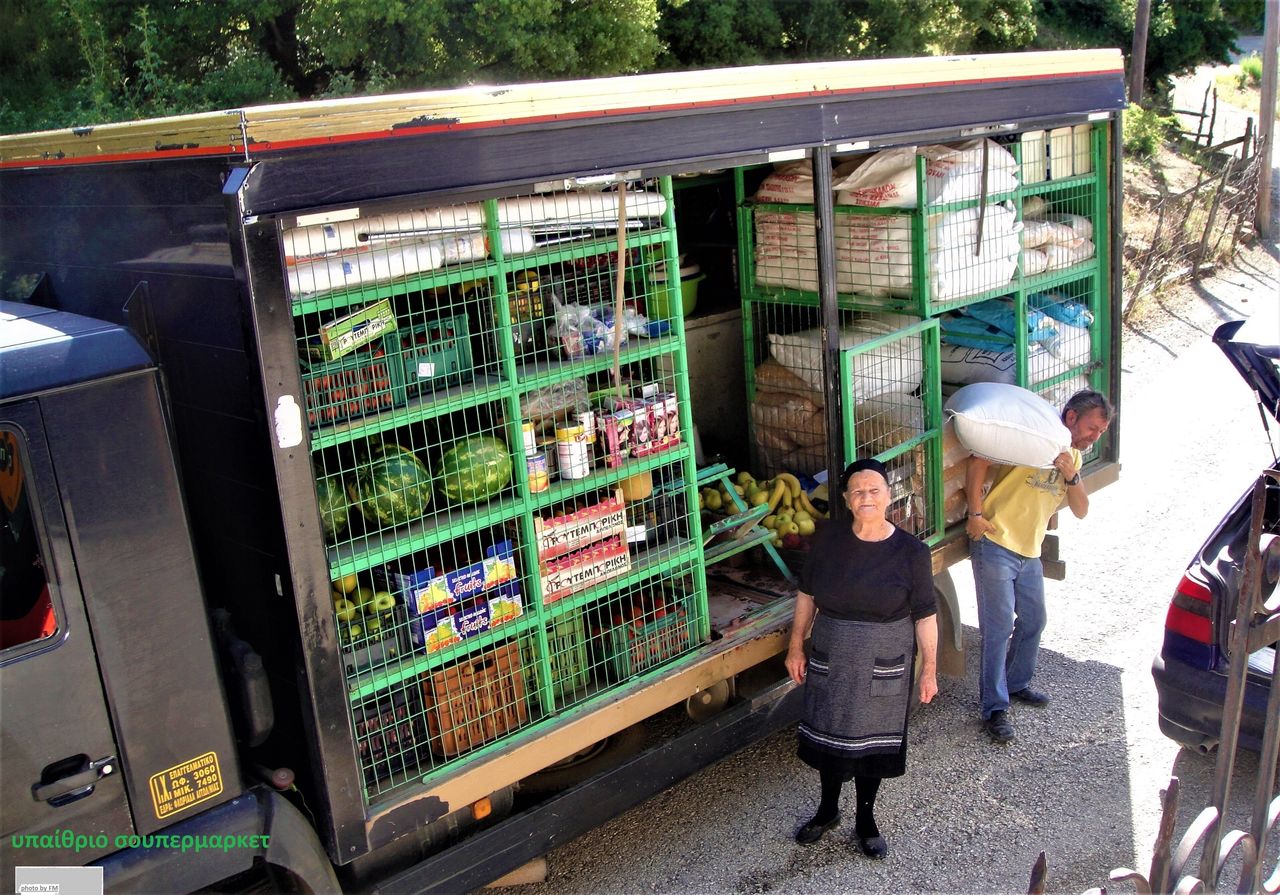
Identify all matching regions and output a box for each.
[766,479,789,514]
[776,472,803,499]
[797,490,823,519]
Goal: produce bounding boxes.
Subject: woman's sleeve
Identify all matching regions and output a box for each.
[908,540,936,620]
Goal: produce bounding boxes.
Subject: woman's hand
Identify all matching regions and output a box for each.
[785,645,807,685]
[918,670,938,704]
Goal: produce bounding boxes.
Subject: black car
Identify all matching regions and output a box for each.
[1152,315,1280,754]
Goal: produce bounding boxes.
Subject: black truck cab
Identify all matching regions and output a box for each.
[0,302,334,892]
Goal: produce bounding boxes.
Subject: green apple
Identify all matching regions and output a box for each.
[371,591,396,613]
[334,598,358,623]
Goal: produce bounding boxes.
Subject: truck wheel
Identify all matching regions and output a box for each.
[518,724,648,796]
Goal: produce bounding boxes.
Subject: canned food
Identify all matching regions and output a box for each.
[577,410,597,444]
[555,424,590,480]
[521,422,537,457]
[526,452,549,492]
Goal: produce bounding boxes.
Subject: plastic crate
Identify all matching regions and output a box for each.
[606,590,695,679]
[352,687,427,788]
[421,640,529,757]
[544,611,591,702]
[300,334,403,427]
[399,314,472,399]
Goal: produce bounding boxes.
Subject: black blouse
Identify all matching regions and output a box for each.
[798,523,936,623]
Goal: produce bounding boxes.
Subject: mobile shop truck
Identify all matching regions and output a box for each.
[0,49,1124,893]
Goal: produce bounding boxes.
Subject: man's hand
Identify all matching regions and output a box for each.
[966,514,995,541]
[1053,450,1078,482]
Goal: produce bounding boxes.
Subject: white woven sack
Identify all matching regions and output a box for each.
[944,382,1070,468]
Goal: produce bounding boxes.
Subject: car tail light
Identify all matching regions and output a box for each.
[1165,574,1214,644]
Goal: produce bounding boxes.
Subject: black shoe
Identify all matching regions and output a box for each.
[984,710,1015,743]
[1010,687,1050,706]
[858,834,888,859]
[795,813,840,844]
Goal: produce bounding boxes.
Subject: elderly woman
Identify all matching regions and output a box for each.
[784,458,938,857]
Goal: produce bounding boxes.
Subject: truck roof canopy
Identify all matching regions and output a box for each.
[0,50,1126,216]
[0,303,153,400]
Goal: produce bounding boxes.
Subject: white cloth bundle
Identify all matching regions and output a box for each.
[945,382,1071,468]
[767,315,922,399]
[833,140,1020,208]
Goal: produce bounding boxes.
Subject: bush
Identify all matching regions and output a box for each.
[1237,53,1263,88]
[1123,103,1176,158]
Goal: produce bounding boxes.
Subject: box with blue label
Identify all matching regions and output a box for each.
[411,581,524,653]
[383,542,523,652]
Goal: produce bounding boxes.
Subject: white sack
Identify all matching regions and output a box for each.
[944,382,1071,468]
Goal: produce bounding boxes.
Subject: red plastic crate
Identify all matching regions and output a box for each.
[300,335,403,427]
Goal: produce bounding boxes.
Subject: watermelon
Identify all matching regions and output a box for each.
[438,435,512,503]
[315,473,350,542]
[350,444,433,527]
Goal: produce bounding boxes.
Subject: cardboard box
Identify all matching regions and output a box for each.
[541,537,631,604]
[381,541,517,614]
[318,298,396,361]
[604,410,634,468]
[411,581,524,652]
[534,491,626,561]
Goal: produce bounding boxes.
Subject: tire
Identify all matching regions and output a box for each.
[518,724,649,796]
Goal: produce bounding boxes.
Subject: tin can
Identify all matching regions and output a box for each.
[521,422,537,457]
[555,424,590,480]
[525,452,549,492]
[576,410,597,445]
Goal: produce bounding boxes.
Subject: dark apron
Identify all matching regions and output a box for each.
[798,613,913,759]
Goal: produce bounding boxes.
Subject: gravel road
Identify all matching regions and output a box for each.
[509,69,1280,895]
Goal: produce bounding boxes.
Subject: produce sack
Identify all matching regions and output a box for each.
[944,382,1069,468]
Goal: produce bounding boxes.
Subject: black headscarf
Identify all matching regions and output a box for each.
[839,457,888,493]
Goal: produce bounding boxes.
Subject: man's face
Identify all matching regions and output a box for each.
[1066,408,1110,450]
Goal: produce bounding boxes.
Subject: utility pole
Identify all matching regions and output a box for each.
[1130,0,1152,104]
[1256,0,1278,238]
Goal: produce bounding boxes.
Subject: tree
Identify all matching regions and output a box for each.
[1036,0,1243,95]
[657,0,1035,67]
[0,0,663,134]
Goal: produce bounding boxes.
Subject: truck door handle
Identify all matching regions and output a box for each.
[32,755,117,806]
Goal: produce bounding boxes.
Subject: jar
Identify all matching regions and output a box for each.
[555,424,591,480]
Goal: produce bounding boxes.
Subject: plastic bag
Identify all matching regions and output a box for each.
[552,298,627,358]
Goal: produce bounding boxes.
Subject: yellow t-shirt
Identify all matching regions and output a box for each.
[982,447,1082,559]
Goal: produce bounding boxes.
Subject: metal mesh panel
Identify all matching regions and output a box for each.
[840,321,941,543]
[279,177,705,802]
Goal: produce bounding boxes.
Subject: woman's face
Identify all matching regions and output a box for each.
[844,470,891,522]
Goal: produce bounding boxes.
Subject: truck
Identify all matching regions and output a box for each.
[0,48,1125,893]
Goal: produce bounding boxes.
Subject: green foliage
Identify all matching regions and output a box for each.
[1220,0,1265,32]
[1236,53,1262,88]
[1037,0,1243,93]
[1122,102,1175,157]
[1,0,663,133]
[657,0,1035,67]
[21,0,1259,135]
[657,0,784,67]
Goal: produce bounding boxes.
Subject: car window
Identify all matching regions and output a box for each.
[0,428,58,650]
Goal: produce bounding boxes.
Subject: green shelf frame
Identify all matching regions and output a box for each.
[285,176,709,799]
[738,123,1114,545]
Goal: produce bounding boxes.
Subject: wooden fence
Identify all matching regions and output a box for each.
[1122,115,1262,320]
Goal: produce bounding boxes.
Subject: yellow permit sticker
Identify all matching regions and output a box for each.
[149,752,223,819]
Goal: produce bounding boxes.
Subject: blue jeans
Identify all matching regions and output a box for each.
[971,538,1047,719]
